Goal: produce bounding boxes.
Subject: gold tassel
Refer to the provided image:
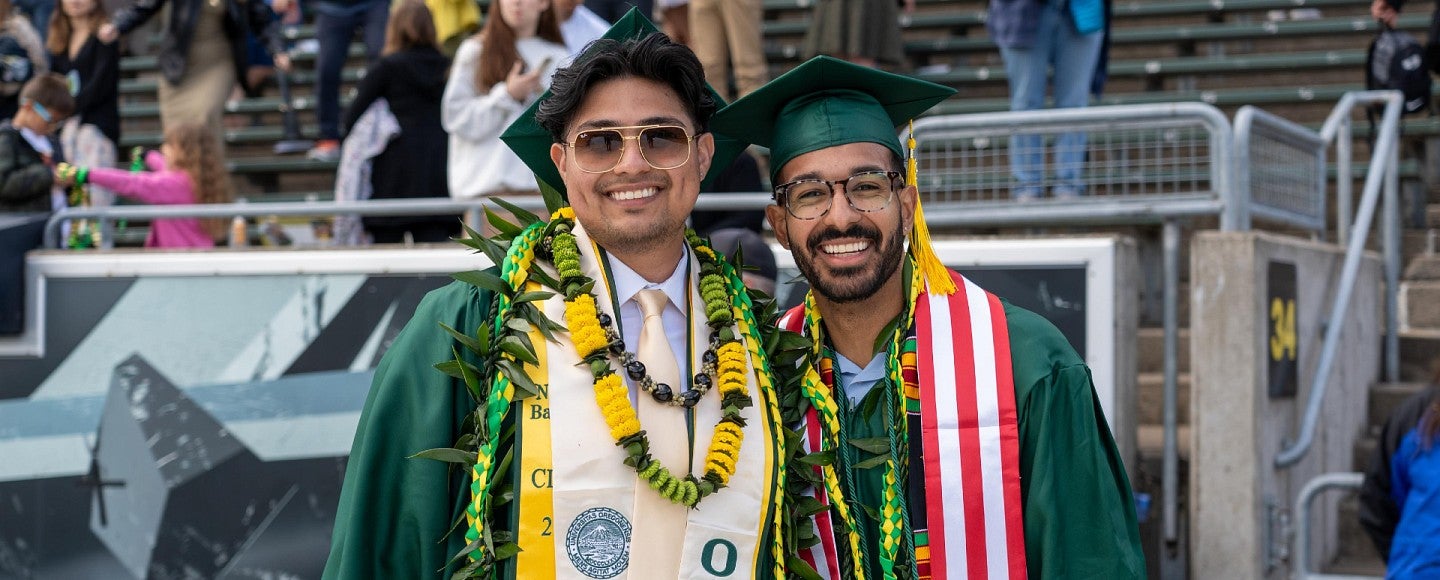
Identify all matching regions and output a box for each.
[906,121,956,295]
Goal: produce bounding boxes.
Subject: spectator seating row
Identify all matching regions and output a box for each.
[109,0,1401,204]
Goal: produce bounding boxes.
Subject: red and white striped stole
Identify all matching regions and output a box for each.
[780,270,1027,579]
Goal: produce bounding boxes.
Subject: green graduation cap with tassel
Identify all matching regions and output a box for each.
[709,55,959,293]
[499,7,746,207]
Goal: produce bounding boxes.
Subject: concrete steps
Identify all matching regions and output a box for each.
[1330,496,1386,574]
[1366,382,1429,432]
[1137,424,1192,461]
[1400,242,1439,335]
[1137,327,1191,374]
[1327,382,1428,577]
[1138,372,1192,425]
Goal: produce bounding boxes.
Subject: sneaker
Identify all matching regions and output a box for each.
[307,139,340,161]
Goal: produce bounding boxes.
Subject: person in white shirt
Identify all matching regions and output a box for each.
[442,0,569,212]
[554,0,609,55]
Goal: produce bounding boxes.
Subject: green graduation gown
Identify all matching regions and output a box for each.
[828,300,1145,579]
[322,277,784,579]
[323,281,489,579]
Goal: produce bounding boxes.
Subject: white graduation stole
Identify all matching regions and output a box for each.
[782,270,1027,580]
[510,222,782,579]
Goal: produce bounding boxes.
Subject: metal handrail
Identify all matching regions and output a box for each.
[42,193,779,250]
[1293,472,1378,580]
[1275,91,1404,468]
[910,101,1238,229]
[1232,105,1329,232]
[1318,91,1405,384]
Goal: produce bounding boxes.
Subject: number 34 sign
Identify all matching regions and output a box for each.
[1268,261,1298,398]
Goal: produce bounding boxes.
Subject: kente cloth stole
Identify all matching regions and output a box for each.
[507,222,783,579]
[780,270,1027,579]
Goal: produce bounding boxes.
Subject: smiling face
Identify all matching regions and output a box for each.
[550,76,714,257]
[767,142,916,304]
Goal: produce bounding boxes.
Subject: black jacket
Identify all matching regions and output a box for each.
[50,36,121,146]
[0,125,55,213]
[1359,382,1440,560]
[342,47,451,228]
[111,0,283,91]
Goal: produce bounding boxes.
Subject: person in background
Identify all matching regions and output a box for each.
[688,0,763,100]
[295,0,387,161]
[657,0,685,44]
[15,0,52,44]
[426,0,480,54]
[47,0,118,210]
[224,0,297,132]
[584,0,647,23]
[0,74,68,337]
[689,150,764,236]
[323,15,788,578]
[0,0,50,120]
[1375,0,1440,86]
[98,0,290,147]
[342,0,451,244]
[988,0,1110,200]
[712,55,1144,577]
[555,0,606,54]
[706,226,776,295]
[0,73,70,212]
[1361,363,1440,578]
[441,0,566,224]
[803,0,911,68]
[56,122,227,247]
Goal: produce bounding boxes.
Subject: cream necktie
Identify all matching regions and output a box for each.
[630,288,689,578]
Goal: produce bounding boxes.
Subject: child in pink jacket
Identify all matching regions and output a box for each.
[56,123,231,248]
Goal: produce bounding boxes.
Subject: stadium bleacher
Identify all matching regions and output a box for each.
[110,0,1403,198]
[91,3,1440,576]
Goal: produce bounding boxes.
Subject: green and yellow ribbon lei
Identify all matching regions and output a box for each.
[797,261,925,580]
[460,207,789,578]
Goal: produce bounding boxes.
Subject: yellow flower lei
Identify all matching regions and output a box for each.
[445,205,789,578]
[553,218,754,507]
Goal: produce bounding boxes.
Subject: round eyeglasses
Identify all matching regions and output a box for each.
[773,170,902,220]
[566,124,695,173]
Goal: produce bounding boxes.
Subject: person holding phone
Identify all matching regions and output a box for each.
[442,0,567,221]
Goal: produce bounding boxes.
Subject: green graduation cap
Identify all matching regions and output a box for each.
[499,8,745,200]
[709,56,956,182]
[712,56,961,295]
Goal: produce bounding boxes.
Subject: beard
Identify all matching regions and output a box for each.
[790,219,905,304]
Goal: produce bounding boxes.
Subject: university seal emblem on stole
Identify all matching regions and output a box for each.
[565,507,632,578]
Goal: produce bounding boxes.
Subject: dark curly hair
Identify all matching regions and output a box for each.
[535,32,715,143]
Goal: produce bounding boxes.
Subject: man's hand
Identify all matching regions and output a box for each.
[272,0,292,12]
[505,61,543,103]
[274,52,293,72]
[98,23,120,43]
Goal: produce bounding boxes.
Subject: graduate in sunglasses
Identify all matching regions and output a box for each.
[324,11,793,579]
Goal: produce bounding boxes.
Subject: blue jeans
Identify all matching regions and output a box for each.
[998,1,1104,198]
[315,0,388,140]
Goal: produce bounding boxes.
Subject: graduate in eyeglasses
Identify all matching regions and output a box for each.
[323,10,793,579]
[709,56,1145,579]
